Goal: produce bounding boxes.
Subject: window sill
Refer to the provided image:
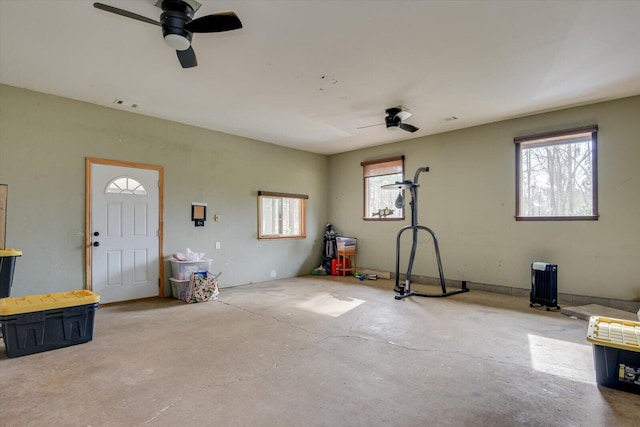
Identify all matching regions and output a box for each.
[258,235,306,240]
[515,215,599,221]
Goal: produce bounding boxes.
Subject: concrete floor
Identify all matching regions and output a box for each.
[1,276,639,426]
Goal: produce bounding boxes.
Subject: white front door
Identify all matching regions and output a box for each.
[91,164,160,303]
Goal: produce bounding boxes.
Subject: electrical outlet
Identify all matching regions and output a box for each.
[215,242,221,250]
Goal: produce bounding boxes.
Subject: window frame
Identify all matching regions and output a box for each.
[514,125,599,221]
[361,155,405,221]
[257,191,308,240]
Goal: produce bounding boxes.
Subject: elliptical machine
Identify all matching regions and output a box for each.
[382,166,469,300]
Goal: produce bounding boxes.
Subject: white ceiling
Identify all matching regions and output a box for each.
[1,1,639,155]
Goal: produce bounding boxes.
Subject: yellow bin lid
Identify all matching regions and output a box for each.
[0,249,22,257]
[0,290,100,316]
[587,316,640,353]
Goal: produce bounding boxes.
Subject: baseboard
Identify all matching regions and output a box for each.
[359,269,391,279]
[389,272,639,313]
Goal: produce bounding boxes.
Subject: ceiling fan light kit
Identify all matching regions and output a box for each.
[93,0,242,68]
[164,33,191,51]
[396,111,412,121]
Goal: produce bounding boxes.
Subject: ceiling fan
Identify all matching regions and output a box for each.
[93,0,242,68]
[358,106,420,133]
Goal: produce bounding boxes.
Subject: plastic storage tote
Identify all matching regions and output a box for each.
[0,290,100,358]
[0,248,22,298]
[587,316,640,394]
[169,277,190,300]
[170,258,212,280]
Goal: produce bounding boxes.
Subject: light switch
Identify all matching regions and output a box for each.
[214,214,220,222]
[215,242,221,250]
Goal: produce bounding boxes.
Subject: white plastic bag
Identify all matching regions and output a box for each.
[173,248,205,261]
[185,248,204,261]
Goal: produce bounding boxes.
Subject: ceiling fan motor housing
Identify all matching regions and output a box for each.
[385,115,401,128]
[386,107,402,117]
[161,0,194,50]
[385,107,402,128]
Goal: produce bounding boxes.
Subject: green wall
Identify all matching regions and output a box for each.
[0,85,328,297]
[328,96,640,301]
[2,84,638,302]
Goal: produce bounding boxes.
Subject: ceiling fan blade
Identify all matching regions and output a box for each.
[399,123,419,133]
[176,46,198,68]
[93,2,161,26]
[356,123,385,130]
[185,11,243,33]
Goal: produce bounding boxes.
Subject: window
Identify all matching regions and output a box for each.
[361,156,404,220]
[515,125,598,220]
[258,191,307,239]
[106,177,147,195]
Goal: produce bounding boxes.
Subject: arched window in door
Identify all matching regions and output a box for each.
[106,176,147,195]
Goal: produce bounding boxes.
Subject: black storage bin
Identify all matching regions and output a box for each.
[0,290,99,358]
[587,316,640,394]
[0,249,22,298]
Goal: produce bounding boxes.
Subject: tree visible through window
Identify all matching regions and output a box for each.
[515,126,598,220]
[361,156,404,220]
[258,191,307,239]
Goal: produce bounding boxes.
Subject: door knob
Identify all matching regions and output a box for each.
[93,242,100,247]
[93,231,100,236]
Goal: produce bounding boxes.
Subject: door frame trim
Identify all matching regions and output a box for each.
[85,157,165,297]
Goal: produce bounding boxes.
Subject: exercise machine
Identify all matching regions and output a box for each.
[382,166,469,300]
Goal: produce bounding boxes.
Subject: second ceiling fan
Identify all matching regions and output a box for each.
[384,107,419,133]
[358,106,420,133]
[93,0,243,68]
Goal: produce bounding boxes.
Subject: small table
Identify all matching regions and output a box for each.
[337,248,357,276]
